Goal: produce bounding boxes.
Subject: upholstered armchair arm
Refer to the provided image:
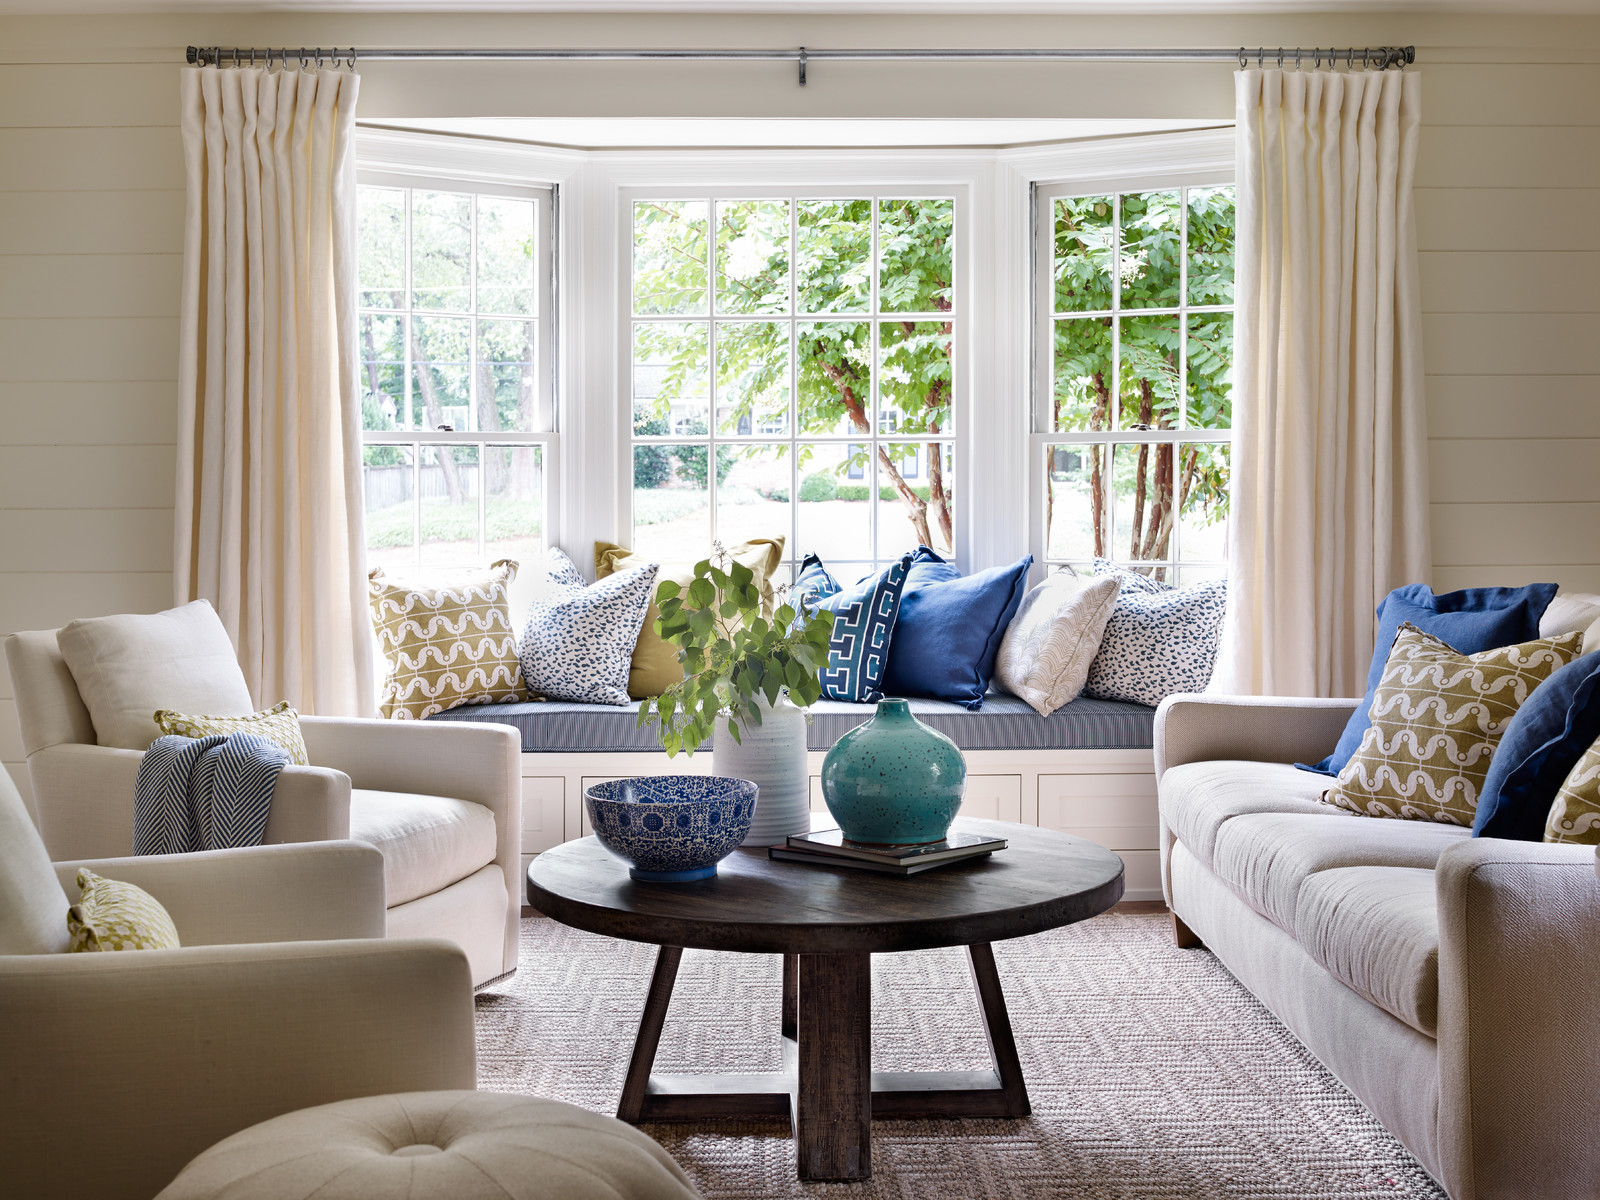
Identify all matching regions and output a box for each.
[0,938,476,1200]
[51,840,385,945]
[27,743,351,860]
[1435,839,1600,1200]
[1153,693,1361,781]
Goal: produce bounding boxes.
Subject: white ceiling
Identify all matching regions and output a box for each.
[5,0,1600,14]
[367,116,1230,150]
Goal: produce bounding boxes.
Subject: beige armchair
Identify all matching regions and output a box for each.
[0,760,477,1200]
[6,621,522,986]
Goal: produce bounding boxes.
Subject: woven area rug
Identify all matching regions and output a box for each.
[475,913,1445,1199]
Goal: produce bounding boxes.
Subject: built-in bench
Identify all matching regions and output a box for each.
[431,693,1163,900]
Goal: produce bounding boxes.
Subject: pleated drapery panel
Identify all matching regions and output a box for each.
[1218,68,1430,698]
[177,66,376,717]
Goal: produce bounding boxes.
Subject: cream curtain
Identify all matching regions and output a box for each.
[1217,68,1431,698]
[176,66,375,717]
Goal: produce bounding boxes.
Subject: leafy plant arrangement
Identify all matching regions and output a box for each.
[638,547,834,757]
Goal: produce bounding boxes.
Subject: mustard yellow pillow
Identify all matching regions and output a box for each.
[154,700,309,765]
[594,537,785,699]
[1545,735,1600,844]
[68,869,180,952]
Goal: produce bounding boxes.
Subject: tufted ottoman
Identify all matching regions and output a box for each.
[155,1091,702,1200]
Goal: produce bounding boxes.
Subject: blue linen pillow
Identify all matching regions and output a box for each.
[796,553,912,703]
[1473,650,1600,841]
[879,548,1034,711]
[1303,582,1560,776]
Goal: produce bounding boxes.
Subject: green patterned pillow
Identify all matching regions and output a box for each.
[370,558,530,720]
[68,869,180,952]
[154,699,308,765]
[1324,624,1581,826]
[1545,735,1600,844]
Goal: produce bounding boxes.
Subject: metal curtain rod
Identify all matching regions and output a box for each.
[186,43,1415,86]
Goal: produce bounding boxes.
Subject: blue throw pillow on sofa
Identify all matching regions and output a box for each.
[879,548,1033,711]
[795,553,912,703]
[1304,582,1559,777]
[1473,650,1600,841]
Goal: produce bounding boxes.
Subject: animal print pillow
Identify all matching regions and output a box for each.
[519,549,658,706]
[1083,567,1227,708]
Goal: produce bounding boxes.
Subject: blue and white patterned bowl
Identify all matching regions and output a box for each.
[584,775,758,882]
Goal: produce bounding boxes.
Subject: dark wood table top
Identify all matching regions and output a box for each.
[527,818,1124,955]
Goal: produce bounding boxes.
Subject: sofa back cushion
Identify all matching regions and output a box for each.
[0,768,69,955]
[56,601,254,751]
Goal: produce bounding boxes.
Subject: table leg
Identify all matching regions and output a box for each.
[796,952,872,1182]
[967,942,1031,1117]
[781,952,797,1040]
[617,944,682,1123]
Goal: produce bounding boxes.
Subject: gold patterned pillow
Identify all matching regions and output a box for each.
[1324,624,1581,825]
[369,558,530,720]
[1545,735,1600,844]
[68,869,180,952]
[154,700,308,765]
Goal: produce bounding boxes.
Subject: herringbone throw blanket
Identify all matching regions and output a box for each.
[132,733,289,855]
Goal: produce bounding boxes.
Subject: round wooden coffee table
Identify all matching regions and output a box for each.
[527,817,1123,1183]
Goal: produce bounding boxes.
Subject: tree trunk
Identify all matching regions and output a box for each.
[1088,369,1112,559]
[476,362,508,495]
[409,321,464,505]
[815,346,931,548]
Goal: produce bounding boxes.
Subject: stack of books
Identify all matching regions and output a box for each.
[769,827,1006,876]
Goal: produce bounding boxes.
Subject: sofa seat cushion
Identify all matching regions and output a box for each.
[1295,866,1440,1036]
[348,790,497,907]
[1212,811,1468,933]
[1159,760,1334,870]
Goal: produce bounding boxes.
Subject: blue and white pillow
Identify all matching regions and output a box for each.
[1084,565,1227,708]
[795,553,912,703]
[518,548,658,706]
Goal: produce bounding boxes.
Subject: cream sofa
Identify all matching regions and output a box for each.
[1156,693,1600,1200]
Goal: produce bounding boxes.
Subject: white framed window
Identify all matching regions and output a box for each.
[356,172,557,584]
[1033,180,1235,585]
[624,191,958,585]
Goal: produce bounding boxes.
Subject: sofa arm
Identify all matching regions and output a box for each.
[1153,693,1360,780]
[0,938,475,1200]
[1436,839,1600,1200]
[51,840,385,945]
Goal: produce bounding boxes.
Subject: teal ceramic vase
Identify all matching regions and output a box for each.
[820,698,967,845]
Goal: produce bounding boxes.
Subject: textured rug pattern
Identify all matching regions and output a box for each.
[475,914,1445,1198]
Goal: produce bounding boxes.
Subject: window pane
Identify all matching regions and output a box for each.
[1112,441,1176,571]
[358,186,406,309]
[716,321,789,437]
[879,320,951,436]
[1119,190,1181,310]
[411,190,471,312]
[878,443,953,560]
[1179,442,1230,562]
[359,312,406,432]
[1118,315,1180,431]
[634,200,708,316]
[476,195,536,316]
[1186,313,1233,430]
[797,320,871,437]
[717,443,791,549]
[1053,317,1113,433]
[363,444,415,569]
[633,321,709,435]
[419,444,480,568]
[632,443,710,561]
[485,444,545,614]
[716,200,789,315]
[797,442,872,561]
[1053,195,1114,313]
[1187,185,1236,306]
[797,200,870,314]
[476,319,536,433]
[1045,444,1103,563]
[412,315,471,431]
[879,198,954,314]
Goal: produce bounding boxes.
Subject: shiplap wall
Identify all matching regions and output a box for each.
[1,10,1596,813]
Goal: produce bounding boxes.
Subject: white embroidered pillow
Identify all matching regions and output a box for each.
[995,574,1120,716]
[518,549,658,706]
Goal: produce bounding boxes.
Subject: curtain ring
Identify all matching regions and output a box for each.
[315,47,323,67]
[230,46,238,68]
[1294,47,1302,69]
[1237,47,1248,69]
[1276,47,1284,68]
[1256,47,1264,67]
[348,47,359,69]
[1346,48,1354,68]
[299,48,309,70]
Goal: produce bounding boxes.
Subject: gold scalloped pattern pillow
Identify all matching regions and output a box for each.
[68,869,180,952]
[1323,624,1582,826]
[154,700,309,765]
[1545,735,1600,844]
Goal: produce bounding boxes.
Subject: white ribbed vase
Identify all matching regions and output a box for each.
[712,696,811,846]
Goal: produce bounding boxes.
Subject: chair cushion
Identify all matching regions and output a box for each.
[0,768,69,954]
[349,791,498,907]
[1295,866,1440,1036]
[1159,760,1334,872]
[56,600,255,751]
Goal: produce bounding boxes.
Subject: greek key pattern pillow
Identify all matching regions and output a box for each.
[369,559,529,720]
[1545,735,1600,844]
[816,555,912,703]
[68,868,180,952]
[154,700,308,765]
[519,548,657,706]
[1083,571,1227,708]
[1325,624,1582,826]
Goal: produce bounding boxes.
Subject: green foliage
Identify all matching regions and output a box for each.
[673,419,737,489]
[365,497,541,549]
[632,412,674,489]
[639,548,835,757]
[835,482,932,503]
[798,472,838,503]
